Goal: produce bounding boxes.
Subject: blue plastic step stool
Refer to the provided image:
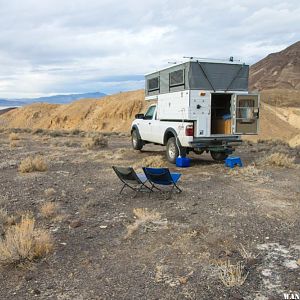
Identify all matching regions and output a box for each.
[225,156,243,168]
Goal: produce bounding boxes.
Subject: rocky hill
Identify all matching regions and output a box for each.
[249,41,300,108]
[249,41,300,91]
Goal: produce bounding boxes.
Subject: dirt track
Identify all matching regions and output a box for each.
[0,131,299,300]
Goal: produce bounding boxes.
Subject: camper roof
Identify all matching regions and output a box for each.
[145,58,248,76]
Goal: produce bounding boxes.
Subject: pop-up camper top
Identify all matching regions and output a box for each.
[144,60,259,137]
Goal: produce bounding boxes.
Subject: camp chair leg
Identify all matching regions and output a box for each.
[167,186,174,200]
[174,184,182,193]
[119,184,126,194]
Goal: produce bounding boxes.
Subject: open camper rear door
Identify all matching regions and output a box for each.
[232,94,259,135]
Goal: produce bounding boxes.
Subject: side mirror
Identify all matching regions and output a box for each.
[135,113,144,119]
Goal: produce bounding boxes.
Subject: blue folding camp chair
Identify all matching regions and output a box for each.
[142,167,182,197]
[112,166,150,196]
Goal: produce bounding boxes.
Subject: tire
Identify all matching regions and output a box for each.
[210,151,228,161]
[166,137,186,164]
[131,130,143,150]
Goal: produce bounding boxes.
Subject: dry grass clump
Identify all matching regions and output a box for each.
[9,140,19,148]
[40,202,59,219]
[0,215,53,265]
[125,208,162,239]
[133,155,166,168]
[19,155,48,173]
[229,165,261,177]
[257,139,289,147]
[9,132,20,141]
[259,152,295,168]
[82,135,108,150]
[218,260,248,287]
[155,265,194,287]
[71,129,81,135]
[0,208,15,226]
[44,188,56,198]
[239,244,258,260]
[228,164,271,183]
[49,130,65,137]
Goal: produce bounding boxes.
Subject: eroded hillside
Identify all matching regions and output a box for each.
[0,90,148,132]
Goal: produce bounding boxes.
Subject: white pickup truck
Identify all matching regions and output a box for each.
[131,59,259,163]
[131,103,243,163]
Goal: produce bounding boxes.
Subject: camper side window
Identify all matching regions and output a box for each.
[169,69,184,87]
[147,77,159,92]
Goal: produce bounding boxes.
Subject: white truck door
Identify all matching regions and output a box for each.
[232,94,259,134]
[138,105,156,141]
[148,107,165,144]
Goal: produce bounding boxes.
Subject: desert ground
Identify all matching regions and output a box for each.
[0,129,299,300]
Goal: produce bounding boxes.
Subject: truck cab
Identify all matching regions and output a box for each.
[131,59,259,163]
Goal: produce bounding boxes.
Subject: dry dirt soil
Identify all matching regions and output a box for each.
[0,130,299,300]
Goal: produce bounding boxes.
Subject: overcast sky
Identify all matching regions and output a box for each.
[0,0,299,98]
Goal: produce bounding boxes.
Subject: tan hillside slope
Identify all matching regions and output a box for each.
[0,89,299,146]
[256,103,299,145]
[0,90,148,132]
[260,89,300,108]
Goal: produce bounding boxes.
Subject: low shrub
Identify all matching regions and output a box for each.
[83,135,108,150]
[40,202,59,219]
[0,215,53,265]
[218,260,248,287]
[19,156,48,173]
[125,208,161,239]
[259,152,295,168]
[32,128,46,135]
[133,155,166,169]
[49,130,65,137]
[9,141,19,148]
[0,208,15,226]
[9,133,20,141]
[44,188,56,198]
[71,129,81,135]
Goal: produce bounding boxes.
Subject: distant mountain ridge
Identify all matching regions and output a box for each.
[0,92,106,107]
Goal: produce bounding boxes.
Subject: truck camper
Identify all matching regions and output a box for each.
[131,58,259,163]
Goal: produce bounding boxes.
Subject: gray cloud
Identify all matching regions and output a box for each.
[0,0,299,98]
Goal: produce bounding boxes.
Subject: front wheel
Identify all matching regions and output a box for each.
[166,137,186,164]
[131,130,143,150]
[210,151,228,161]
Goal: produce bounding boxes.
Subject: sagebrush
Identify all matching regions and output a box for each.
[83,135,108,150]
[19,155,48,173]
[259,152,295,168]
[0,215,53,265]
[40,202,59,219]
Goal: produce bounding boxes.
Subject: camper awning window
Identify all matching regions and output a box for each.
[147,77,159,92]
[169,69,184,87]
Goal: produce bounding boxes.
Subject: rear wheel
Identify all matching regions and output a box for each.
[166,137,186,164]
[131,130,143,150]
[210,151,228,161]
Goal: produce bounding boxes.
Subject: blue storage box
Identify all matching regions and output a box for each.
[225,156,243,168]
[176,156,191,167]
